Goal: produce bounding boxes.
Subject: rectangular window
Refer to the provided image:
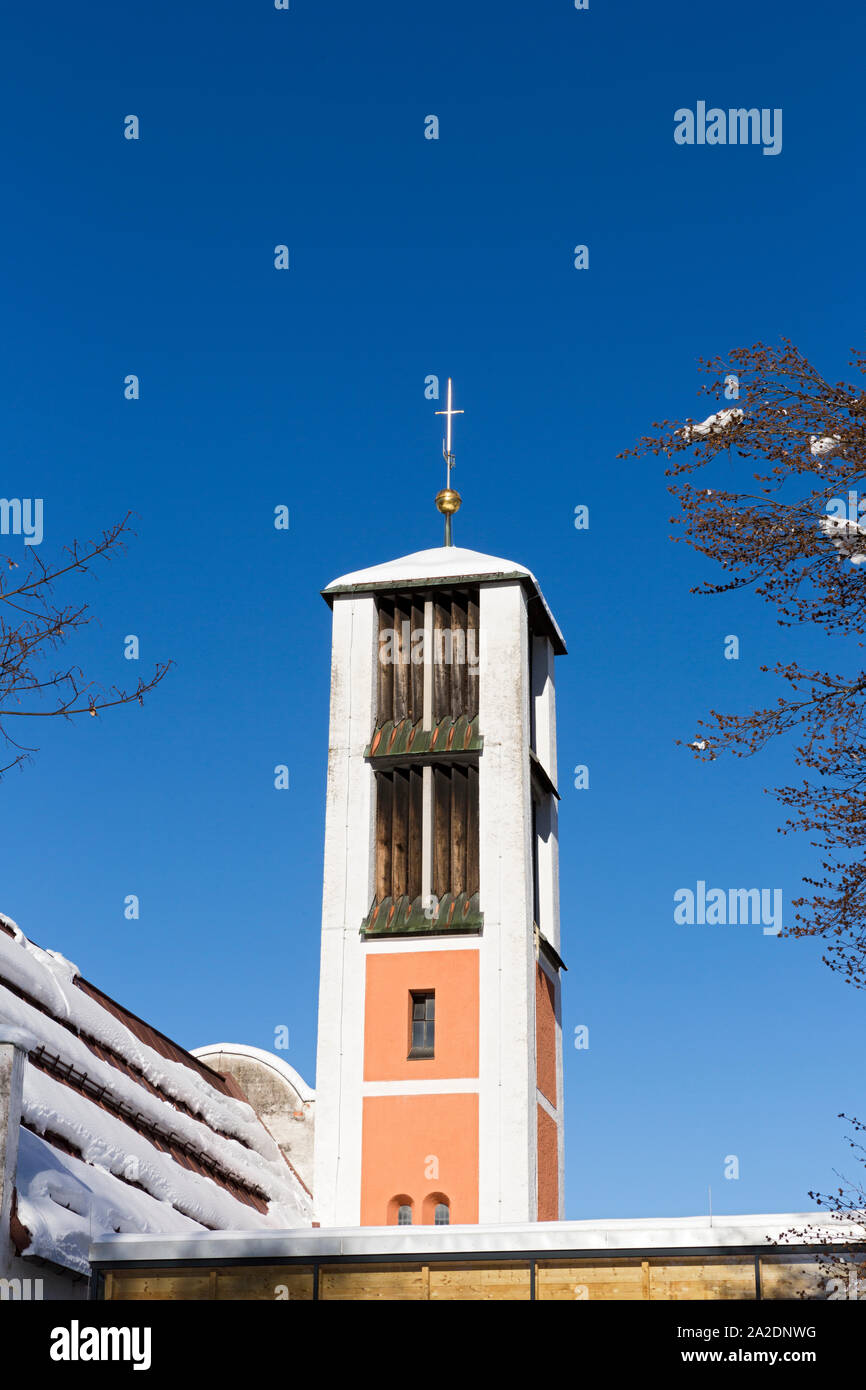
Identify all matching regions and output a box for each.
[409,990,435,1058]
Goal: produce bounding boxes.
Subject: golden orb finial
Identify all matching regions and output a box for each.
[435,488,462,516]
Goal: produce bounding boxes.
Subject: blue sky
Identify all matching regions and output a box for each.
[2,0,863,1221]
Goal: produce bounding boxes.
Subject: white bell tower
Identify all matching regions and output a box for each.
[313,386,566,1227]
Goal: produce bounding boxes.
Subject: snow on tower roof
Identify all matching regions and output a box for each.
[324,545,531,590]
[0,916,312,1276]
[323,546,566,653]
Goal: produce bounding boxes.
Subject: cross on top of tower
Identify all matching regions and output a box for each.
[435,377,464,483]
[434,377,464,547]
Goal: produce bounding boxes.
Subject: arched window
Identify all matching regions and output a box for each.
[388,1194,414,1225]
[422,1192,451,1225]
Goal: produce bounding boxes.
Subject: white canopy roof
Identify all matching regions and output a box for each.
[90,1211,855,1265]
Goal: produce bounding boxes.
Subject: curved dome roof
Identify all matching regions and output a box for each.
[192,1044,315,1103]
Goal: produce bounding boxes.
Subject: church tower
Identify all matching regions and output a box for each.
[313,384,566,1227]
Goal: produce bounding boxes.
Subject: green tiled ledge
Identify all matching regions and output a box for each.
[361,892,483,937]
[365,715,482,760]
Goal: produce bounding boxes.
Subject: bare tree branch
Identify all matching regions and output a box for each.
[0,511,171,775]
[621,340,866,986]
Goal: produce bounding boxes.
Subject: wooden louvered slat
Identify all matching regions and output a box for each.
[450,764,468,894]
[393,599,410,722]
[408,766,423,900]
[450,597,467,716]
[410,600,425,721]
[432,600,451,721]
[391,768,409,898]
[375,771,393,902]
[466,763,479,895]
[467,594,480,717]
[433,765,451,897]
[377,600,394,726]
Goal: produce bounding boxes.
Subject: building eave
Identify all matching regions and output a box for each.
[322,571,566,655]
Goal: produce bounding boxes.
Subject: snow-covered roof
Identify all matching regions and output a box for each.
[325,545,533,591]
[0,917,312,1276]
[16,1128,204,1277]
[323,546,566,653]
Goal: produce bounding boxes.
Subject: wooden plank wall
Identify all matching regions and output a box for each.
[109,1266,314,1301]
[427,1263,531,1301]
[319,1264,427,1301]
[759,1256,827,1300]
[536,1260,646,1301]
[536,1258,756,1301]
[105,1254,833,1301]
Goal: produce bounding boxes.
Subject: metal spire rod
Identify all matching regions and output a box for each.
[434,377,464,546]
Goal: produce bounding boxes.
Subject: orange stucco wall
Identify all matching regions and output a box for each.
[535,962,558,1107]
[537,1103,559,1221]
[363,949,479,1081]
[361,1093,479,1225]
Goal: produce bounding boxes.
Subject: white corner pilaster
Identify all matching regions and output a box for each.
[313,594,377,1227]
[478,582,536,1222]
